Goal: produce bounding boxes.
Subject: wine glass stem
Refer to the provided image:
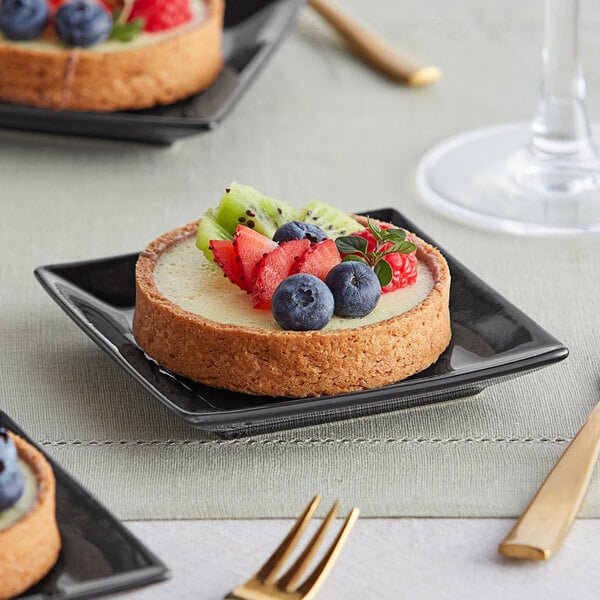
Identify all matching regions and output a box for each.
[530,0,596,159]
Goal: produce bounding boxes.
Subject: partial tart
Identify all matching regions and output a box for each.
[0,432,61,600]
[0,0,224,112]
[133,217,451,398]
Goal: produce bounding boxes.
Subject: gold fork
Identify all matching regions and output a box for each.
[225,496,359,600]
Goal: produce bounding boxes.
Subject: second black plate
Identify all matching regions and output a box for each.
[34,208,568,437]
[0,0,305,144]
[0,412,169,600]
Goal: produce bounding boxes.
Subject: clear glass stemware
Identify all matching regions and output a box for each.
[417,0,600,236]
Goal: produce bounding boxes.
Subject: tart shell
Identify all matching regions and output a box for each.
[0,433,61,600]
[0,0,224,112]
[133,219,452,398]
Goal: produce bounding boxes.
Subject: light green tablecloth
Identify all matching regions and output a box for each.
[1,0,599,519]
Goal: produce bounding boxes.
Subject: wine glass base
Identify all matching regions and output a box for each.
[417,122,600,236]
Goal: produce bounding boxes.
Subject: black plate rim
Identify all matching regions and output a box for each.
[33,208,569,429]
[0,411,169,600]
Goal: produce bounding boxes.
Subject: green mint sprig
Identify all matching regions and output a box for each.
[110,16,144,42]
[335,219,417,287]
[110,0,144,43]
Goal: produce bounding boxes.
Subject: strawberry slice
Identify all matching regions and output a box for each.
[233,225,278,289]
[252,239,311,309]
[209,239,247,291]
[291,239,341,281]
[128,0,193,32]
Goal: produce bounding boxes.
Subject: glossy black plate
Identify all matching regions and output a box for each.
[0,412,169,599]
[0,0,305,144]
[34,209,568,437]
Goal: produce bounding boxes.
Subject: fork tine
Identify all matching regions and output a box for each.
[297,507,360,599]
[278,500,341,591]
[256,495,321,584]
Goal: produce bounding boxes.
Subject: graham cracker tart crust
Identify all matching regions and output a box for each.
[0,0,224,112]
[0,433,61,600]
[133,219,451,398]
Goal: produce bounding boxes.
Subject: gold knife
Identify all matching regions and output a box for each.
[499,400,600,560]
[308,0,442,86]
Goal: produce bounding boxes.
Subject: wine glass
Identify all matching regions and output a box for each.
[417,0,600,236]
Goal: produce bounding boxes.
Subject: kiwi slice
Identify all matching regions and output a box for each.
[301,199,363,238]
[196,208,232,260]
[197,186,364,261]
[214,183,281,238]
[258,196,304,229]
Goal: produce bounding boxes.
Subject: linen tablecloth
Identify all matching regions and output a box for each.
[1,0,599,519]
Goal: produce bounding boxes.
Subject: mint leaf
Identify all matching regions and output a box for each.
[382,228,407,242]
[374,260,392,287]
[383,241,417,255]
[366,218,381,240]
[342,254,368,265]
[335,236,368,256]
[110,17,143,42]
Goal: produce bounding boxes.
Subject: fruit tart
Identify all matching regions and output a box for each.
[0,428,61,600]
[0,0,224,111]
[133,184,451,398]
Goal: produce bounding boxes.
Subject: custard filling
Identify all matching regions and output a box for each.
[154,237,435,331]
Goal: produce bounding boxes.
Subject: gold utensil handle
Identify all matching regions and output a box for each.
[499,400,600,560]
[308,0,442,86]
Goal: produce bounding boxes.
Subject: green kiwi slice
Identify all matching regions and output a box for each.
[195,208,232,260]
[301,199,363,237]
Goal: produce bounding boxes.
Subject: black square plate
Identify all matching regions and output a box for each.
[0,0,305,144]
[34,208,568,437]
[0,411,169,600]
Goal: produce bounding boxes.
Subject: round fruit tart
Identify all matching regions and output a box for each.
[0,0,224,111]
[133,183,451,398]
[0,428,61,600]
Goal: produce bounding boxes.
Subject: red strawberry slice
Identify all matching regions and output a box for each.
[233,225,278,289]
[350,227,417,292]
[128,0,193,32]
[252,239,310,309]
[291,239,341,281]
[209,239,247,291]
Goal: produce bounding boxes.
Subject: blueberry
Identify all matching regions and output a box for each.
[273,221,329,244]
[55,0,112,48]
[325,261,381,318]
[0,0,49,41]
[0,462,24,510]
[0,430,24,510]
[0,429,17,462]
[272,274,334,331]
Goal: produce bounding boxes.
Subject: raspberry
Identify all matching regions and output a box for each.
[380,249,418,292]
[128,0,192,32]
[350,226,417,293]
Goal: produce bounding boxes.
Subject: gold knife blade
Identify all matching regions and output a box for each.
[499,400,600,560]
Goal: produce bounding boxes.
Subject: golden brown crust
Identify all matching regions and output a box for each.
[0,433,61,600]
[133,219,451,398]
[0,0,224,112]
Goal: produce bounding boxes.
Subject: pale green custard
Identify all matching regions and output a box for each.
[0,459,37,531]
[154,237,434,331]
